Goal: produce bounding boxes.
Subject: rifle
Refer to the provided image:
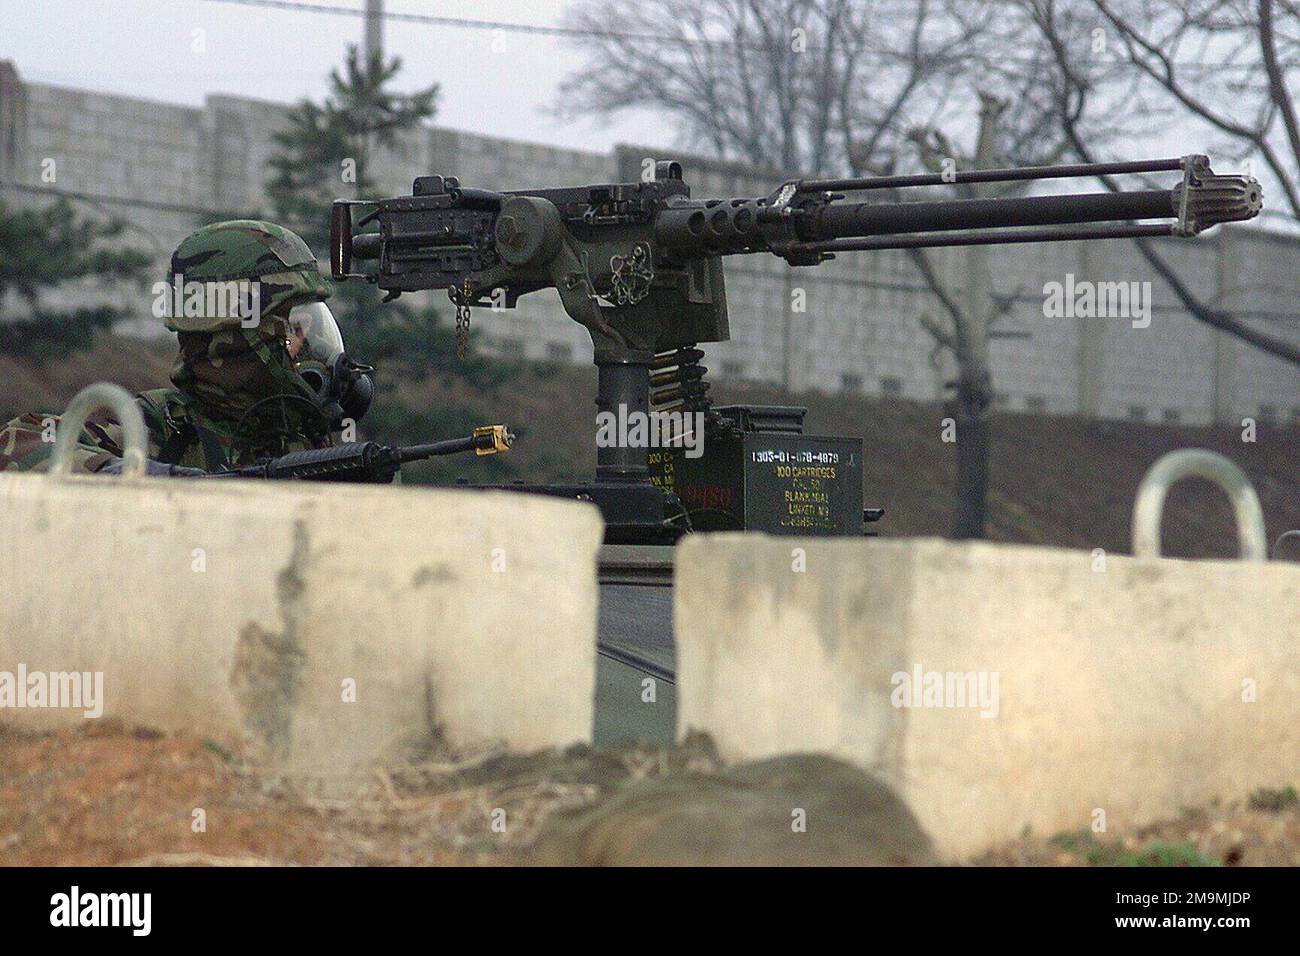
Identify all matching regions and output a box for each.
[202,425,512,483]
[328,154,1261,541]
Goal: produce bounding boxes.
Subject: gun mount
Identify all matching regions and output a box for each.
[331,155,1261,543]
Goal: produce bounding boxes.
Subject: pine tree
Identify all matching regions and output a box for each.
[265,45,450,368]
[262,46,518,471]
[0,198,150,361]
[266,46,438,251]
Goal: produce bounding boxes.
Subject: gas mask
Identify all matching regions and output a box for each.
[287,301,375,429]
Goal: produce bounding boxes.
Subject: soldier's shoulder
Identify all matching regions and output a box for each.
[0,411,59,461]
[0,410,108,473]
[2,411,58,432]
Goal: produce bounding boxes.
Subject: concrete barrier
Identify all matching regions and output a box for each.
[674,534,1300,859]
[0,473,603,772]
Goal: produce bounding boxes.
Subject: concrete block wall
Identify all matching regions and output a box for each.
[1220,230,1300,424]
[1,60,1297,425]
[1,81,212,327]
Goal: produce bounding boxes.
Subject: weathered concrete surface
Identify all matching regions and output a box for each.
[675,534,1300,859]
[0,473,602,771]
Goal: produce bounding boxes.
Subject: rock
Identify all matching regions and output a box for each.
[529,752,936,866]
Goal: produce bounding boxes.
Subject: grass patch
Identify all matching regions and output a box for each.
[1049,829,1220,867]
[1248,785,1299,812]
[201,739,234,762]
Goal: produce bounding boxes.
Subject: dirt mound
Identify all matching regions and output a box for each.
[0,723,721,866]
[3,722,1296,866]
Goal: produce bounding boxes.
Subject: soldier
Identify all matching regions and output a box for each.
[0,220,373,475]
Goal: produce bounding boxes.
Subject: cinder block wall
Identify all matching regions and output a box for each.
[2,60,1297,424]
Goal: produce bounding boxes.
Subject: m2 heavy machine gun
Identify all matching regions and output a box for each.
[330,155,1261,544]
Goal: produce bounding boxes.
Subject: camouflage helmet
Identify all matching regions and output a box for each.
[164,220,332,333]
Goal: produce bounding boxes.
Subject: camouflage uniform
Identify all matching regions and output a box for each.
[0,220,335,474]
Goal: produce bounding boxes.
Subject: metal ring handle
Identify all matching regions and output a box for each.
[1132,449,1267,561]
[49,382,149,478]
[1272,530,1300,561]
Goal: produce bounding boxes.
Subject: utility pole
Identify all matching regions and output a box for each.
[947,93,1006,540]
[364,0,384,65]
[360,0,384,197]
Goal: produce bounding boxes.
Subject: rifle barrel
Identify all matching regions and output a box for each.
[399,437,477,461]
[399,425,512,463]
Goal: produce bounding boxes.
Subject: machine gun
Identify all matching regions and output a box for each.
[201,425,512,483]
[330,155,1261,542]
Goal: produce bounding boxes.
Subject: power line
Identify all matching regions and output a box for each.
[0,180,233,218]
[196,0,1268,70]
[0,178,331,256]
[199,0,765,51]
[0,180,323,234]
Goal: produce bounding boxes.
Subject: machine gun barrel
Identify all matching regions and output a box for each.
[797,156,1187,192]
[803,189,1175,240]
[801,222,1177,252]
[651,154,1261,262]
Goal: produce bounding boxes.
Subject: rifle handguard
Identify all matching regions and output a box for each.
[259,442,398,482]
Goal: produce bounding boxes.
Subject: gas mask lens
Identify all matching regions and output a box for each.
[287,301,345,366]
[287,300,375,428]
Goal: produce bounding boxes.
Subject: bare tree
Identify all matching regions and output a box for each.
[1023,0,1300,364]
[558,0,936,174]
[559,0,1073,537]
[902,94,1028,539]
[842,10,1116,538]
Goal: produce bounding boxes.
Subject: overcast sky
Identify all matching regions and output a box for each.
[0,0,1274,217]
[1,0,674,156]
